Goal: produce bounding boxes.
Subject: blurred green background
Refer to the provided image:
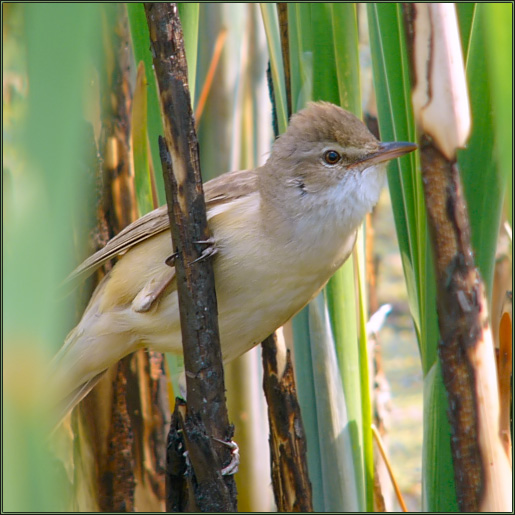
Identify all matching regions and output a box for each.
[3,3,511,512]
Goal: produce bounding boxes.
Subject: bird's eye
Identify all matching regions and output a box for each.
[323,150,341,165]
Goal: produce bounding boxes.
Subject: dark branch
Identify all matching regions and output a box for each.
[417,135,484,511]
[277,3,292,120]
[403,6,487,509]
[145,3,236,511]
[261,336,313,512]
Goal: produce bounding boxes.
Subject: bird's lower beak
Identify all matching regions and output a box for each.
[351,141,417,168]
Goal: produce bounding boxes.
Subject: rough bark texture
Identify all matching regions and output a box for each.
[97,9,138,510]
[400,4,511,510]
[145,3,236,511]
[276,3,292,120]
[417,137,484,511]
[261,335,313,512]
[74,6,168,512]
[165,399,190,512]
[102,361,136,512]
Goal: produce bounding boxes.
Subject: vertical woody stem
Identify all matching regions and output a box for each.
[261,335,313,512]
[403,4,512,511]
[145,3,236,511]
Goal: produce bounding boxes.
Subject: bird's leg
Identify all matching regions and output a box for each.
[132,268,176,313]
[131,236,216,313]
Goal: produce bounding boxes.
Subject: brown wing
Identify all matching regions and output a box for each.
[67,167,259,284]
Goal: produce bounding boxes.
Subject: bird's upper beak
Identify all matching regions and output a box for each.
[350,141,417,168]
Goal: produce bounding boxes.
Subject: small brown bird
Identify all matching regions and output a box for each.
[52,102,416,414]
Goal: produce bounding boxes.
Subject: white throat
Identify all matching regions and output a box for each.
[293,163,386,250]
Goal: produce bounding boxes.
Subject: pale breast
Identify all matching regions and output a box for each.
[97,190,357,364]
[207,193,357,362]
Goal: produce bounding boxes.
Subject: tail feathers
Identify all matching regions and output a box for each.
[49,306,135,426]
[54,370,108,427]
[51,266,143,428]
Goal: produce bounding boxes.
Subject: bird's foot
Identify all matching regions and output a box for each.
[181,437,239,476]
[191,237,218,264]
[212,437,240,476]
[165,252,178,267]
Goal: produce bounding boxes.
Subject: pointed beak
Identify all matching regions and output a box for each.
[350,141,417,168]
